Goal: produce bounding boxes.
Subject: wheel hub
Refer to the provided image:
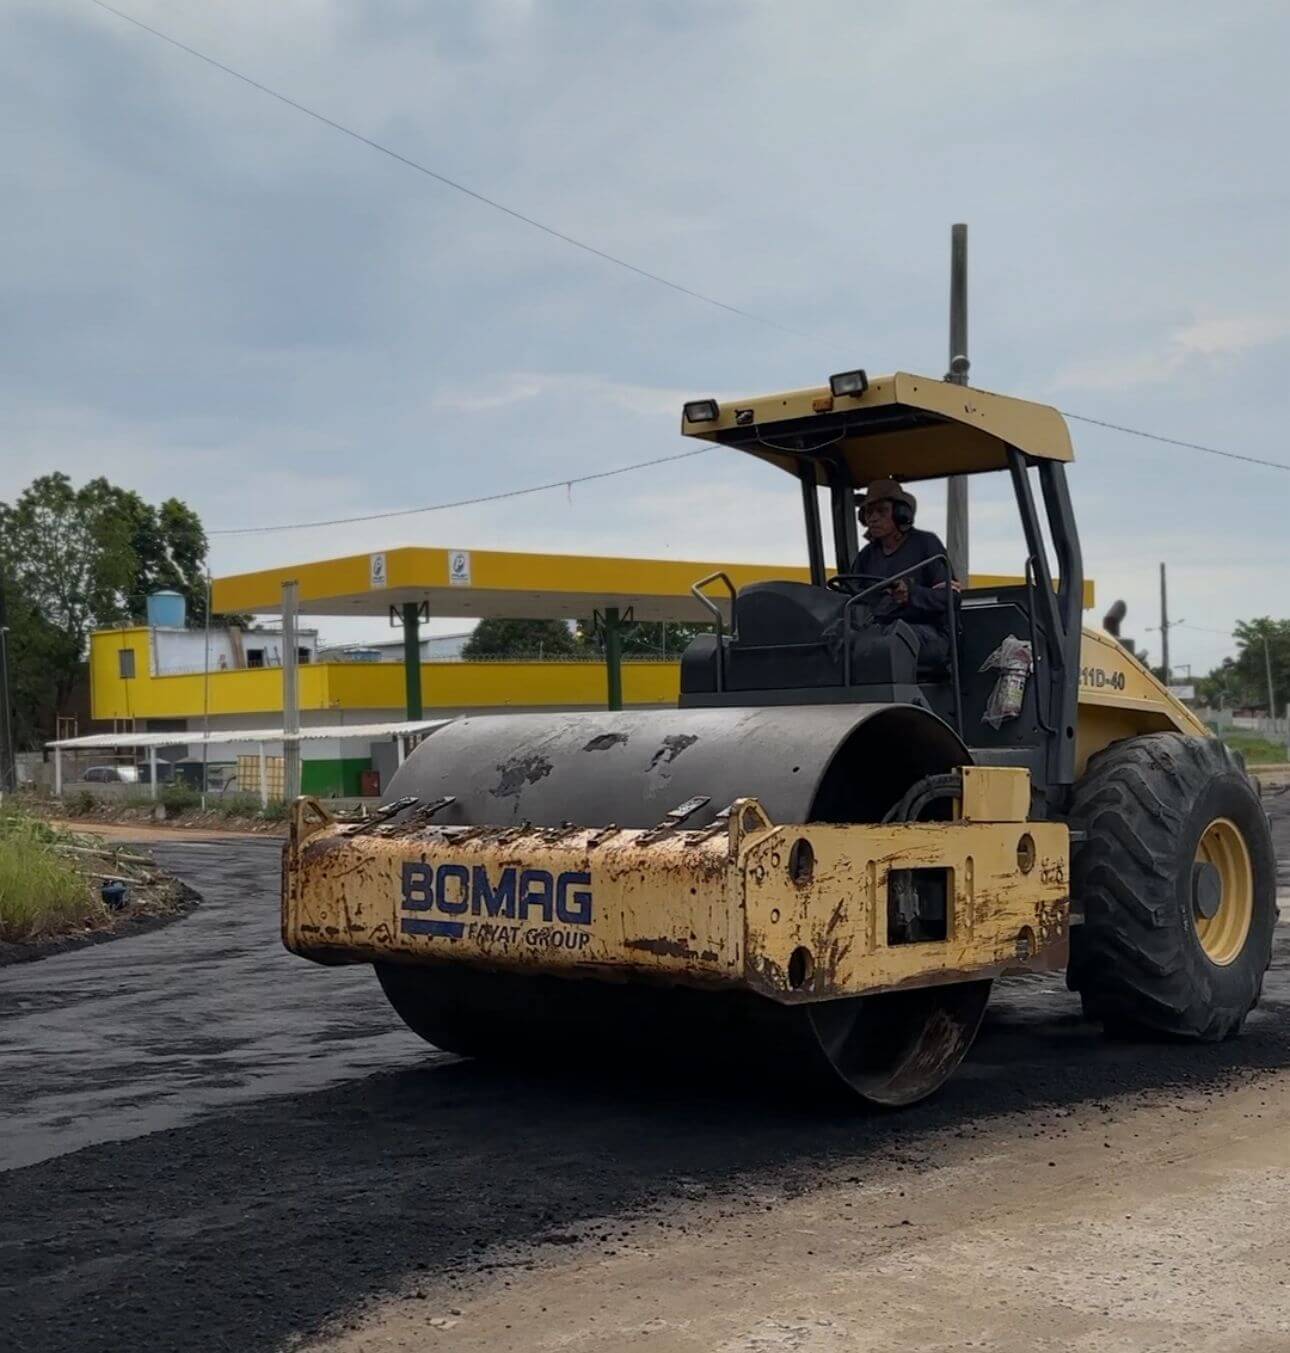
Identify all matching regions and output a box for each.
[1191,861,1223,920]
[1193,818,1254,966]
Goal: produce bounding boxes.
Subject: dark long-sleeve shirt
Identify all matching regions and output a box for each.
[850,527,955,631]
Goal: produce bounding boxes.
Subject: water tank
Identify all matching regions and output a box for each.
[146,590,187,629]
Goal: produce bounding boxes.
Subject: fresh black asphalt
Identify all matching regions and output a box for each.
[3,800,1289,1352]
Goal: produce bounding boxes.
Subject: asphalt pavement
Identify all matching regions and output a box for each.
[3,804,1289,1352]
[0,840,434,1173]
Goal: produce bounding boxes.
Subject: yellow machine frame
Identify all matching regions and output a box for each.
[285,765,1068,1001]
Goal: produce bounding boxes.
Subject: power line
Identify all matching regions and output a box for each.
[1060,411,1290,472]
[208,445,716,535]
[209,405,1287,534]
[208,407,1286,535]
[85,0,807,339]
[83,1,1290,514]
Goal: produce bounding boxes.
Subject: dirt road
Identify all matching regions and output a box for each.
[3,796,1289,1352]
[319,1072,1290,1352]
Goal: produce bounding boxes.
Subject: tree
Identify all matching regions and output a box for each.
[1195,657,1241,709]
[0,589,78,752]
[1231,618,1290,713]
[576,619,712,657]
[462,619,580,659]
[1193,618,1290,712]
[0,473,210,746]
[83,481,210,624]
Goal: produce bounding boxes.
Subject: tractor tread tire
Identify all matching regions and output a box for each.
[1069,732,1275,1042]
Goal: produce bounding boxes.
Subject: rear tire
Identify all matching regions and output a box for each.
[1069,733,1275,1040]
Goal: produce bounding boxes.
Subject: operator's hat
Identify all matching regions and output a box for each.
[856,478,916,515]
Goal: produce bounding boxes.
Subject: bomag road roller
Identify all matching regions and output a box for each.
[283,370,1276,1106]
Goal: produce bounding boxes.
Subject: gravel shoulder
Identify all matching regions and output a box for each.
[315,1070,1290,1353]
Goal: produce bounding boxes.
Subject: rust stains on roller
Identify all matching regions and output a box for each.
[625,935,701,960]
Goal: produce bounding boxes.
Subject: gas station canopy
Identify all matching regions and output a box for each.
[210,545,1093,723]
[212,545,1090,622]
[213,546,811,623]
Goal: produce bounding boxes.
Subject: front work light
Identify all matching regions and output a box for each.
[683,399,720,424]
[828,369,869,399]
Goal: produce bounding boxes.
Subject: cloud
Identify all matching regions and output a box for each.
[1172,315,1290,357]
[3,1,1289,674]
[431,372,693,417]
[1053,313,1290,391]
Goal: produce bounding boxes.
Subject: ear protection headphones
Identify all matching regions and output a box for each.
[858,494,915,530]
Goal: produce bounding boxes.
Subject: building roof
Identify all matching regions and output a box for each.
[47,720,450,750]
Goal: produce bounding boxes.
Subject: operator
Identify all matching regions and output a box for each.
[850,479,959,664]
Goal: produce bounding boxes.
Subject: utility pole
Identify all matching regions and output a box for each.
[0,577,14,794]
[1262,632,1277,727]
[1159,562,1171,687]
[945,223,970,583]
[201,570,212,807]
[282,580,301,801]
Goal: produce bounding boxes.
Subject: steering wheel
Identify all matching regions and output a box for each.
[826,572,888,597]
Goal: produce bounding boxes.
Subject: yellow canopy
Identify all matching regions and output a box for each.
[213,545,1093,618]
[682,372,1073,485]
[214,546,815,623]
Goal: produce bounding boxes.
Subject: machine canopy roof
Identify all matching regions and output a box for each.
[681,372,1074,486]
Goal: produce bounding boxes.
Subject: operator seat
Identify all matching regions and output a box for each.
[738,581,952,682]
[679,580,928,694]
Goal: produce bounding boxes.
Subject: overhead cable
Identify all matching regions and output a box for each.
[85,0,808,338]
[1060,412,1290,472]
[207,445,716,535]
[86,1,1290,506]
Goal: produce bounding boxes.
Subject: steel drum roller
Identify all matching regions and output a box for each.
[379,703,989,1107]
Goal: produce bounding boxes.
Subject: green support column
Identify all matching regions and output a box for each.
[604,606,623,712]
[402,602,423,720]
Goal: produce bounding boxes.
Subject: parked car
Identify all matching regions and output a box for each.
[81,765,139,784]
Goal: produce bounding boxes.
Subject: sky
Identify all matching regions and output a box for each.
[2,0,1288,672]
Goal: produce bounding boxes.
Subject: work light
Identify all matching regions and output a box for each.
[829,369,869,398]
[683,399,720,424]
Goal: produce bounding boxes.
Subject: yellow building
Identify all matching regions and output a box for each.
[90,545,804,794]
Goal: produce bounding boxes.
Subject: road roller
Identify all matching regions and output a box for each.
[283,370,1276,1105]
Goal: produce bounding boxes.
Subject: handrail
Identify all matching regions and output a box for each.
[689,572,738,692]
[1024,557,1057,735]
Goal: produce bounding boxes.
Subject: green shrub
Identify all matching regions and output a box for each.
[214,793,264,818]
[159,784,202,814]
[0,811,98,941]
[211,793,288,822]
[66,789,97,815]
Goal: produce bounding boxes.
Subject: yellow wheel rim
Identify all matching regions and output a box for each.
[1194,818,1254,966]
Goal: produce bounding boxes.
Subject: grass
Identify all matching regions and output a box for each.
[1221,732,1289,766]
[74,786,290,825]
[0,808,100,942]
[210,794,289,822]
